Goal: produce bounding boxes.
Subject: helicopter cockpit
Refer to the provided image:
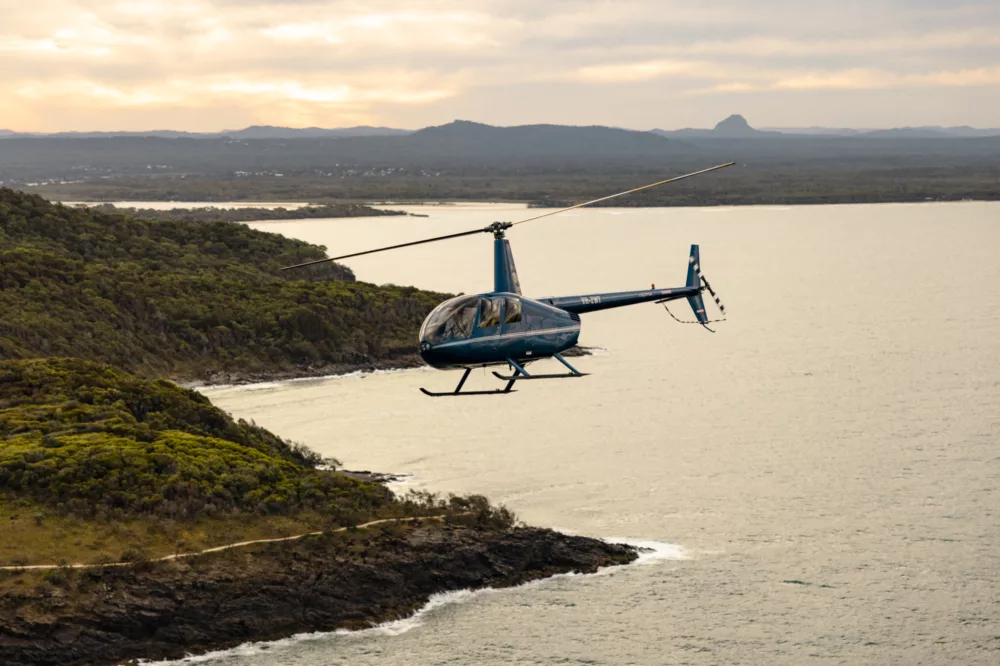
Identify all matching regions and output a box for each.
[420,295,479,345]
[420,294,525,346]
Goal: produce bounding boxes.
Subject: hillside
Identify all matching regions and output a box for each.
[0,186,640,666]
[0,358,392,524]
[0,358,389,567]
[0,359,635,665]
[0,357,522,568]
[0,189,445,382]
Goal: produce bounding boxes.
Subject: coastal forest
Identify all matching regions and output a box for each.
[0,189,445,383]
[0,188,515,568]
[0,187,624,665]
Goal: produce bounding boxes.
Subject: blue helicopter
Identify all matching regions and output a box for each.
[283,163,733,396]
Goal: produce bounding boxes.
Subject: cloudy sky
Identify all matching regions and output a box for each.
[2,0,999,132]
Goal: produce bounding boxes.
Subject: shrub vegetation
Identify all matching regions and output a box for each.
[0,189,446,382]
[0,358,391,520]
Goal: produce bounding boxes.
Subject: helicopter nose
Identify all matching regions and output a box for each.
[419,341,438,364]
[419,342,453,369]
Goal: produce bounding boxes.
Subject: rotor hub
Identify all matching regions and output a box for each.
[487,221,513,239]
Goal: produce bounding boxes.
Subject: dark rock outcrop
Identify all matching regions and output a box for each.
[0,524,636,666]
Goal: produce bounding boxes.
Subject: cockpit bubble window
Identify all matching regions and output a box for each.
[421,296,479,345]
[504,297,523,324]
[478,297,503,328]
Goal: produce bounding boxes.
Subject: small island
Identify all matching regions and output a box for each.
[84,202,409,223]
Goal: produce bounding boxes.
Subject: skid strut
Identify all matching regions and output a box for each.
[492,353,588,381]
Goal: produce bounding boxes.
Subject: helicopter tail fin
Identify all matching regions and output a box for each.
[685,245,709,324]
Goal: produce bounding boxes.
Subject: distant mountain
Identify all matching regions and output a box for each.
[5,118,998,141]
[402,120,681,158]
[221,125,412,139]
[761,127,869,136]
[5,117,1000,188]
[0,120,691,179]
[654,116,1000,139]
[764,125,1000,138]
[7,130,206,139]
[652,114,781,138]
[0,126,412,139]
[859,126,1000,138]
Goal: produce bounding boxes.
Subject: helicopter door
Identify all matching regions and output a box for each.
[501,296,524,351]
[478,297,504,351]
[503,296,523,328]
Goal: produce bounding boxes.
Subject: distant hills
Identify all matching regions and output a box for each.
[653,114,1000,139]
[3,116,998,140]
[403,120,680,158]
[0,125,413,139]
[4,114,1000,206]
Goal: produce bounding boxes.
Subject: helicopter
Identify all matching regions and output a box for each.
[282,162,733,396]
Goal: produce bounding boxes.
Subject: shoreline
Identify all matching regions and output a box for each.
[181,346,599,392]
[0,523,639,666]
[179,354,428,391]
[35,194,1000,208]
[141,536,683,666]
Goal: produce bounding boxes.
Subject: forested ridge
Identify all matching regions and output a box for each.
[0,188,446,382]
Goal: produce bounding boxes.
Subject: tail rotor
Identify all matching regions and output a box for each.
[659,244,728,332]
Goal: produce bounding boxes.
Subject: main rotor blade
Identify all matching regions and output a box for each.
[281,226,488,271]
[510,162,735,227]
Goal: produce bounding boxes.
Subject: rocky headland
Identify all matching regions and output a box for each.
[0,523,636,666]
[0,358,635,665]
[0,189,626,666]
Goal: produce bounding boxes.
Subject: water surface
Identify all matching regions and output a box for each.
[188,202,999,665]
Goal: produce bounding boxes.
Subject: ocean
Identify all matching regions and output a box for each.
[164,201,999,665]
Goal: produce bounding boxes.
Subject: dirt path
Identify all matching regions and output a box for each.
[2,515,452,571]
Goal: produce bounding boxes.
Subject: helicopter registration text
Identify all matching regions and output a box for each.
[581,296,602,305]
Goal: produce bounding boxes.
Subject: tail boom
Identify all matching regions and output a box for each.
[541,286,696,314]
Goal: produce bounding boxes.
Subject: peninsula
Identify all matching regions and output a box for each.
[0,190,638,665]
[0,359,635,665]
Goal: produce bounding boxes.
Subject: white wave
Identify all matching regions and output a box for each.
[139,537,685,665]
[345,588,478,637]
[386,474,416,495]
[606,538,689,564]
[580,346,611,357]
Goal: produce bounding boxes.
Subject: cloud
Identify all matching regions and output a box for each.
[577,60,734,83]
[682,65,1000,96]
[1,0,999,131]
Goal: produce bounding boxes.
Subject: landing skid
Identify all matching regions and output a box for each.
[491,372,589,381]
[491,354,588,381]
[419,386,516,397]
[419,354,588,396]
[419,367,518,397]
